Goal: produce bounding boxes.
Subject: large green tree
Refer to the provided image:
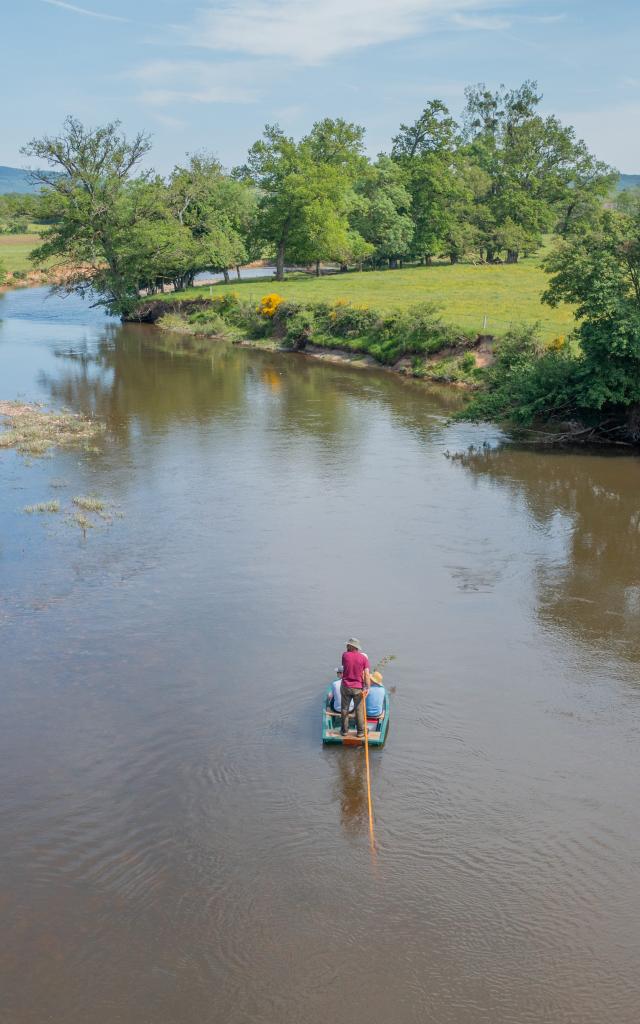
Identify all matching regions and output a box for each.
[167,153,257,286]
[391,100,461,263]
[543,197,640,421]
[462,81,614,262]
[351,156,413,267]
[241,119,366,279]
[23,116,152,314]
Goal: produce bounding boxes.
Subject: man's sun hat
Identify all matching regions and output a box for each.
[346,637,361,649]
[335,667,343,674]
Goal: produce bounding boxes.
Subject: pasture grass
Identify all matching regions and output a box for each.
[0,232,44,273]
[168,255,574,342]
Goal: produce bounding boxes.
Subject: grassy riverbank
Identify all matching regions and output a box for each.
[160,256,574,342]
[136,291,500,386]
[0,231,43,274]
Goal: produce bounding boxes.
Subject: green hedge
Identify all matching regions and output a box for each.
[166,293,470,366]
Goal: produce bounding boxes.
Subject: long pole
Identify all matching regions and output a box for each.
[362,691,376,856]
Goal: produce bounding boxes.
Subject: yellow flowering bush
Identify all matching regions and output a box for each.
[257,293,284,318]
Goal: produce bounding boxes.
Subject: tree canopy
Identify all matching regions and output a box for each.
[21,84,617,315]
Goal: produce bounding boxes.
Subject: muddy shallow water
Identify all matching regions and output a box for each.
[1,287,640,1024]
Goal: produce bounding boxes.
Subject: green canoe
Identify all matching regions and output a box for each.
[322,685,390,746]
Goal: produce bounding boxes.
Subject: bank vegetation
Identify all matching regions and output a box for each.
[17,80,640,443]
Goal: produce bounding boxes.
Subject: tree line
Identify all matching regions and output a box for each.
[21,80,616,316]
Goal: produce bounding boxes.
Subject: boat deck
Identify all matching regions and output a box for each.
[322,692,389,746]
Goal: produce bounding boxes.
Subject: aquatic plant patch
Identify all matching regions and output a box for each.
[24,500,60,514]
[0,401,104,456]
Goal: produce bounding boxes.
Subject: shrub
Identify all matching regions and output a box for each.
[8,218,29,234]
[460,351,477,372]
[378,303,459,361]
[258,293,284,318]
[157,312,194,333]
[284,308,316,349]
[187,309,232,336]
[326,301,378,338]
[207,291,241,316]
[462,324,579,425]
[231,299,272,337]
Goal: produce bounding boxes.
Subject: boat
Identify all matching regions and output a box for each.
[322,686,390,746]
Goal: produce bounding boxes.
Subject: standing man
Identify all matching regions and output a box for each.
[341,638,370,739]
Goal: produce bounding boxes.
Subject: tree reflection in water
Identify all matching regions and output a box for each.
[458,445,640,667]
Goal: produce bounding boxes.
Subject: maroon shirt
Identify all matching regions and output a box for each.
[341,650,369,689]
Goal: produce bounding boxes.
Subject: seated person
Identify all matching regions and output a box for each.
[365,671,386,718]
[331,667,354,713]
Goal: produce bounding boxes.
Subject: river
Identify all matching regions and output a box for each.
[1,287,639,1024]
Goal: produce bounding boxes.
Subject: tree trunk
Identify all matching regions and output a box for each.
[276,237,286,281]
[449,253,459,265]
[486,248,495,264]
[236,265,241,280]
[315,260,320,277]
[626,402,640,442]
[506,249,519,264]
[425,254,433,267]
[223,268,230,283]
[339,263,348,273]
[389,258,398,269]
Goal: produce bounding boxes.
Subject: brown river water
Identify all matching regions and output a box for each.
[1,287,640,1023]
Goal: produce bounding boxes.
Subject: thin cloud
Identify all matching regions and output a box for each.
[152,113,187,130]
[182,0,514,65]
[452,12,511,29]
[529,13,566,22]
[40,0,130,21]
[131,60,260,106]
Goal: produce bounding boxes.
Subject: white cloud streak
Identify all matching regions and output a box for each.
[182,0,514,65]
[131,60,260,106]
[40,0,130,21]
[452,12,511,29]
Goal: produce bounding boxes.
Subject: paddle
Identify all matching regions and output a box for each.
[362,687,376,856]
[361,654,394,856]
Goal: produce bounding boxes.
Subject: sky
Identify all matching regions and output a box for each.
[2,0,639,173]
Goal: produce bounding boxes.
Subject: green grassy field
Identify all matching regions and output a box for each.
[0,232,42,273]
[171,256,575,341]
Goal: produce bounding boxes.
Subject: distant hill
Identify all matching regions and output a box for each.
[617,174,640,192]
[0,166,42,194]
[2,163,640,196]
